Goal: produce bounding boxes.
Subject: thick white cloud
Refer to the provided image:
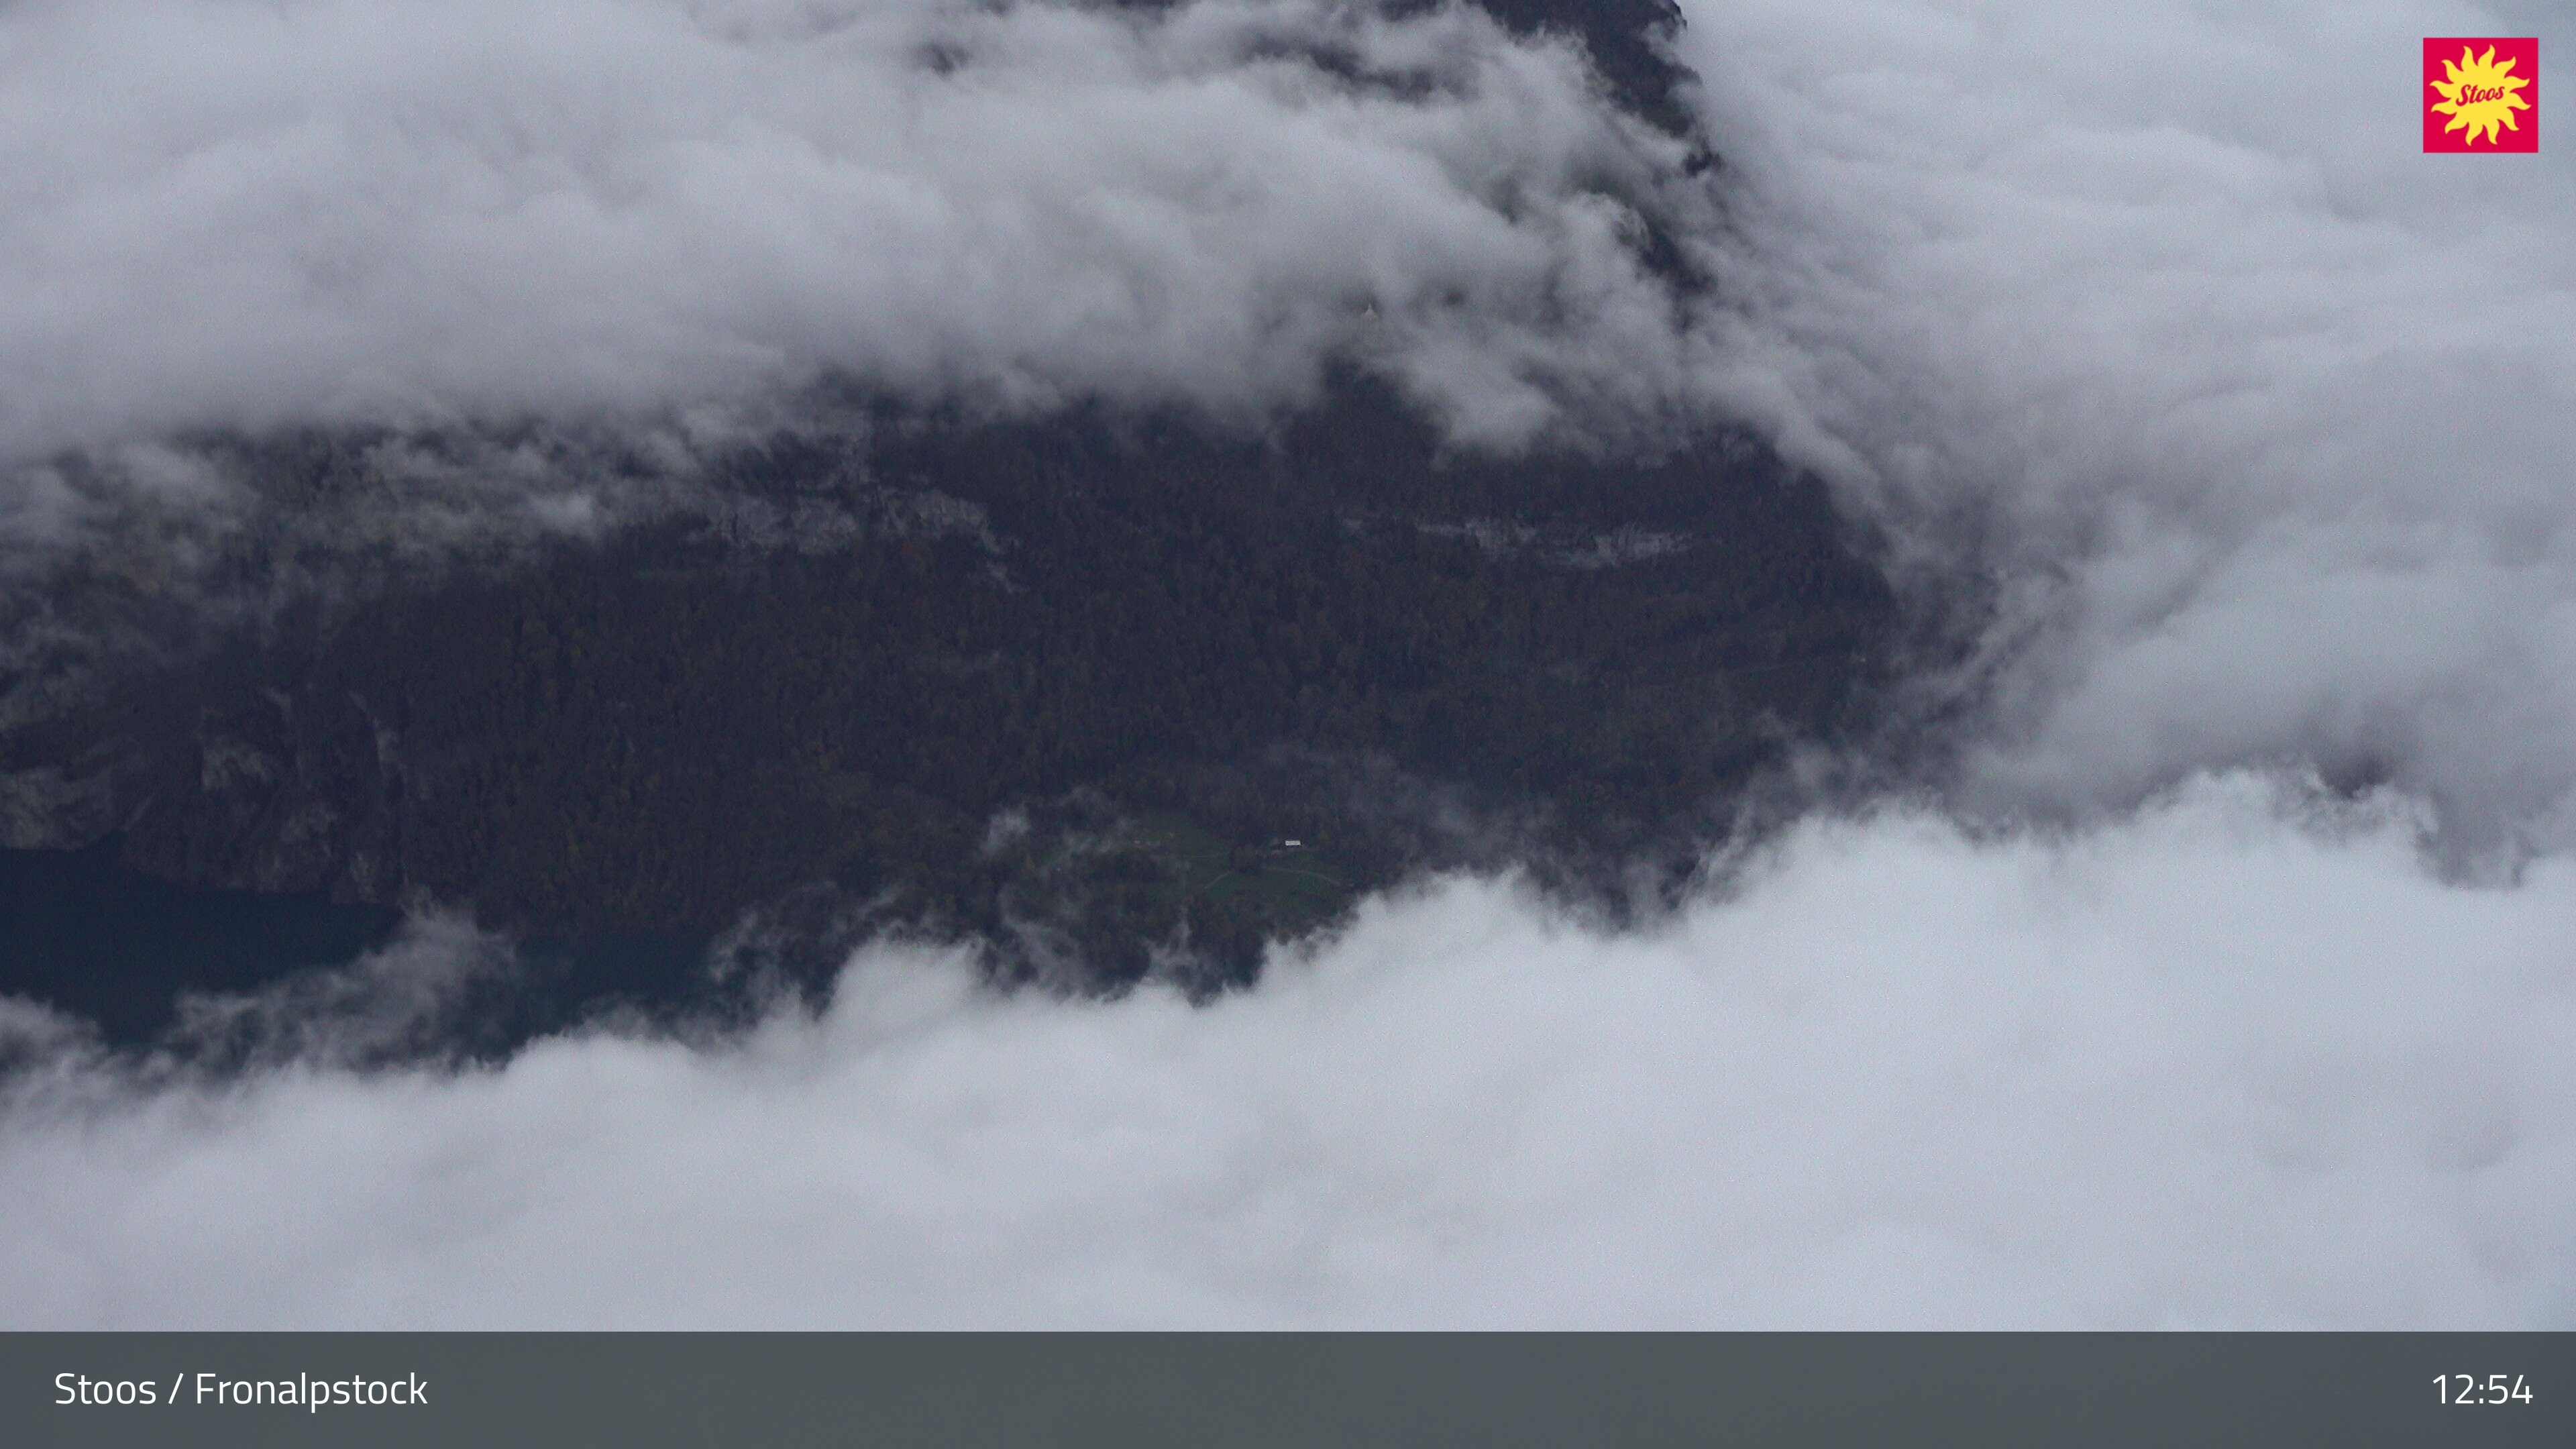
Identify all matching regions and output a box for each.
[1682,0,2576,852]
[0,0,1712,464]
[3,775,2569,1328]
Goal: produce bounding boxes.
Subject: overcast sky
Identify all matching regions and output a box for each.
[3,0,2573,1328]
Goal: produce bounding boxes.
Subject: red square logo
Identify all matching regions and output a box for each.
[2424,38,2538,152]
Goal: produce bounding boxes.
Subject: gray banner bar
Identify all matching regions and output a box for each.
[3,1332,2567,1447]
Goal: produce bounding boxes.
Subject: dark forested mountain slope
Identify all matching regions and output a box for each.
[1,1,1894,996]
[11,380,1892,987]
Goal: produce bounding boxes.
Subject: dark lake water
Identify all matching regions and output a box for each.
[0,841,715,1053]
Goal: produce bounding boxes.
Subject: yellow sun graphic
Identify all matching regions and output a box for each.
[2428,44,2532,146]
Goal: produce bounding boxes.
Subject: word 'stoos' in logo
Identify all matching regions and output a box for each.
[2424,38,2537,152]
